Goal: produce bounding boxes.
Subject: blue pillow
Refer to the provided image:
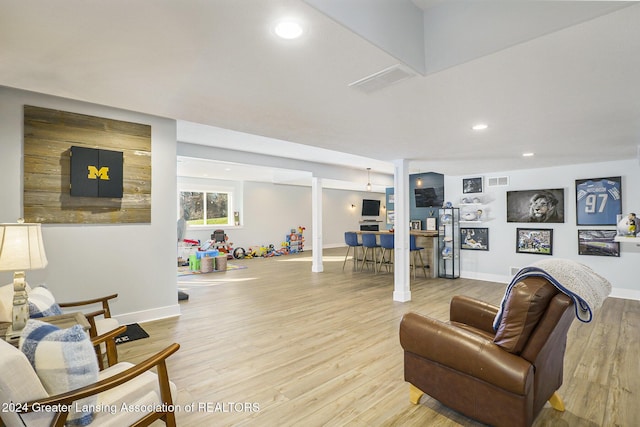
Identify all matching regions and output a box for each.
[28,285,63,318]
[19,319,98,426]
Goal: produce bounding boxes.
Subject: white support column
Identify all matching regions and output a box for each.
[312,176,324,273]
[393,159,411,302]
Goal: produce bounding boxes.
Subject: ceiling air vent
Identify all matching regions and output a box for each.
[348,64,416,93]
[487,176,509,187]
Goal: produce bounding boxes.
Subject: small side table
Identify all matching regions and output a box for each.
[0,312,90,347]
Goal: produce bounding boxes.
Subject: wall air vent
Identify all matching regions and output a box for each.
[348,64,416,93]
[487,176,509,187]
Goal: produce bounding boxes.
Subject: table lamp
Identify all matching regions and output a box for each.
[0,220,48,339]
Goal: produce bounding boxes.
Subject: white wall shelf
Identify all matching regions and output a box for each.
[614,235,640,243]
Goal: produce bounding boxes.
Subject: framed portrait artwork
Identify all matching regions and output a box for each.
[387,210,395,226]
[463,177,483,194]
[516,228,553,255]
[507,189,564,223]
[410,220,422,230]
[461,228,489,250]
[575,177,622,225]
[577,229,619,257]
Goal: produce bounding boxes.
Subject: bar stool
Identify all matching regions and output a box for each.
[377,233,395,273]
[343,232,362,270]
[360,233,380,272]
[410,235,427,279]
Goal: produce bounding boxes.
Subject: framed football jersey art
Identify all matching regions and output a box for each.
[575,176,622,225]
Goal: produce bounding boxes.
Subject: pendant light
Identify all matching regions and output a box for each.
[366,168,372,192]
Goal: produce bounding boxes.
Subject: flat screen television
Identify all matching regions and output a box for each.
[362,199,381,216]
[414,187,441,207]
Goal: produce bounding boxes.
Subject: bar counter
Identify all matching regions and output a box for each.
[351,230,438,278]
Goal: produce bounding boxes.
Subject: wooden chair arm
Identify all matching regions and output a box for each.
[91,325,127,368]
[84,309,107,321]
[83,307,121,370]
[91,324,127,345]
[58,293,118,308]
[83,309,106,339]
[21,343,180,425]
[59,294,118,318]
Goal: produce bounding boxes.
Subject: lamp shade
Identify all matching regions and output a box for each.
[0,223,48,271]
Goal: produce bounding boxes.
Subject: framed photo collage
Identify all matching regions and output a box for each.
[463,176,622,257]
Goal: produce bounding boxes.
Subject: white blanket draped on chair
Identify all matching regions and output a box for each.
[494,258,612,330]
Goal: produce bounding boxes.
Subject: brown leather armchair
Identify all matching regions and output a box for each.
[400,277,575,427]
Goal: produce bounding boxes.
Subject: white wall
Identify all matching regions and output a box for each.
[323,187,387,248]
[0,87,179,322]
[181,179,385,251]
[446,159,640,299]
[236,182,312,250]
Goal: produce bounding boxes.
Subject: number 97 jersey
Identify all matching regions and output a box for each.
[576,177,621,225]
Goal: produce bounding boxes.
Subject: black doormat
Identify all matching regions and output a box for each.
[115,323,150,345]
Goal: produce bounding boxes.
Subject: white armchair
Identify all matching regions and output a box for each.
[58,293,120,369]
[0,325,179,427]
[0,283,121,370]
[58,293,120,338]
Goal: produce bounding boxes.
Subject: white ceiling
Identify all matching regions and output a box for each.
[1,0,639,184]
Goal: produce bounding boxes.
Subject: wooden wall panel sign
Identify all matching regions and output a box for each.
[23,105,152,224]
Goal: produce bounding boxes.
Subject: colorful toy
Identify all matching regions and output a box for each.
[210,229,234,258]
[617,213,638,236]
[247,246,267,258]
[264,244,277,257]
[233,247,246,259]
[287,226,305,253]
[232,227,306,261]
[200,240,215,251]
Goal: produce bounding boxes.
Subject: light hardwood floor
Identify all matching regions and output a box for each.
[117,248,639,427]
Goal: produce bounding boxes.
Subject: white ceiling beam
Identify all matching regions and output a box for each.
[304,0,426,74]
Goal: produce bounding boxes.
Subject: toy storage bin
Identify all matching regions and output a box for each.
[196,250,219,259]
[200,256,215,273]
[189,254,200,271]
[215,255,227,271]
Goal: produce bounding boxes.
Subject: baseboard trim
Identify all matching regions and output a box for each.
[610,287,640,301]
[114,303,181,325]
[323,243,346,249]
[393,290,412,302]
[461,271,510,284]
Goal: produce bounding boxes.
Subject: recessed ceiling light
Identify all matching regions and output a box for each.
[522,152,535,157]
[274,20,304,40]
[471,123,488,131]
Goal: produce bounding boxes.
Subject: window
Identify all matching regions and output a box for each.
[179,191,231,225]
[177,177,242,228]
